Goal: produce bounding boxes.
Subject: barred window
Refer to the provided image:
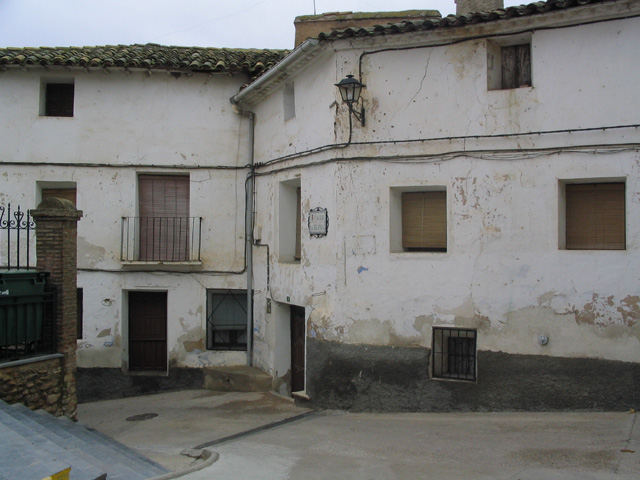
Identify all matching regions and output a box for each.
[206,290,247,351]
[432,327,476,381]
[45,83,74,117]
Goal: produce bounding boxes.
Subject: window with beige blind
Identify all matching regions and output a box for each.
[565,182,625,250]
[138,174,190,261]
[401,191,447,252]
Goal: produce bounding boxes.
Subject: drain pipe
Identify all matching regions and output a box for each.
[243,109,256,368]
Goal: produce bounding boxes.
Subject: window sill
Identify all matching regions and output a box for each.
[206,348,248,352]
[390,250,449,256]
[121,260,203,271]
[126,370,169,377]
[488,85,533,92]
[431,375,477,383]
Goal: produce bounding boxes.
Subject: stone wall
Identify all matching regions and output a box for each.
[0,357,66,415]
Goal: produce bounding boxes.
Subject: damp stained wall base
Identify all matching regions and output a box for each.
[305,339,640,412]
[76,367,203,402]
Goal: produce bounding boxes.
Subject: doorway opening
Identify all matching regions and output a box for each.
[290,305,305,393]
[128,291,167,372]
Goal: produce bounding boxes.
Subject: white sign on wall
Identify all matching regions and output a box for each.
[308,207,328,237]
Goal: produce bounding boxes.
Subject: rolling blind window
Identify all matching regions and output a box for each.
[402,191,447,251]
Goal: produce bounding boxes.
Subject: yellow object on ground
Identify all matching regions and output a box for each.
[42,467,71,480]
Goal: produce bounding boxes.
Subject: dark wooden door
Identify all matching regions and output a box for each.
[129,291,167,371]
[290,305,306,392]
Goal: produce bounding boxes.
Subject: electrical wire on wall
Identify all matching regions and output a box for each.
[249,12,640,176]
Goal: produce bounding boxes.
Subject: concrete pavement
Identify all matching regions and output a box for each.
[76,390,640,480]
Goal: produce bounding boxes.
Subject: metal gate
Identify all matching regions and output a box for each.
[0,203,56,362]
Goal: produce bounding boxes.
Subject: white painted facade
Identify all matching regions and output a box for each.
[0,68,251,370]
[1,0,639,405]
[239,2,640,392]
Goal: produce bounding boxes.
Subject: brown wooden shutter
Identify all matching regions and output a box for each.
[502,44,531,89]
[138,175,190,261]
[295,187,302,260]
[566,183,625,250]
[41,188,77,206]
[402,191,447,251]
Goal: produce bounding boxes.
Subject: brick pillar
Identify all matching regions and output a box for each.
[31,197,83,418]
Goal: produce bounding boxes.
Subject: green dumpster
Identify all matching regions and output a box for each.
[0,271,48,346]
[0,270,47,295]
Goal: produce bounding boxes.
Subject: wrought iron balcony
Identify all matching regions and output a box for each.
[121,217,202,262]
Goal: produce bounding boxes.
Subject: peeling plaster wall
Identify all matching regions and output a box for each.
[0,69,251,370]
[252,153,640,367]
[249,12,640,388]
[73,271,248,369]
[252,54,343,164]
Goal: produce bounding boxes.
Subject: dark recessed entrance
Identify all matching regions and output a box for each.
[129,291,167,372]
[290,305,306,393]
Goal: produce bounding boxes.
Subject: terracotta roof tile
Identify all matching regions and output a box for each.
[0,43,289,75]
[315,0,616,41]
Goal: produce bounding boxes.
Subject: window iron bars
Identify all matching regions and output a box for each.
[432,327,477,381]
[206,290,248,351]
[0,204,36,270]
[207,324,248,351]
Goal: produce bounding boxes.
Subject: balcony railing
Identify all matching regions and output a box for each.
[121,217,202,262]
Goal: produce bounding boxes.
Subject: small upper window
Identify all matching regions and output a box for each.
[500,44,531,89]
[44,82,74,117]
[283,83,295,121]
[565,182,625,250]
[487,39,531,90]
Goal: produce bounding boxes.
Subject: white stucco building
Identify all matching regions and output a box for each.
[0,45,287,393]
[1,0,639,409]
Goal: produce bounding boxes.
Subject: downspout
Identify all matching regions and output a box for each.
[243,110,255,367]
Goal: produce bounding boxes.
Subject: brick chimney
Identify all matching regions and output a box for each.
[294,10,441,47]
[455,0,504,15]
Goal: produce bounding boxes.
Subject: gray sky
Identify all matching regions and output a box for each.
[0,0,521,50]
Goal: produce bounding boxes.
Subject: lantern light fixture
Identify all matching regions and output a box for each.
[335,74,365,127]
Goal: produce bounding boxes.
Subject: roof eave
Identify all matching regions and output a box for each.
[230,38,326,107]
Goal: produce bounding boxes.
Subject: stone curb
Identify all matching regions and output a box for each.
[148,449,219,480]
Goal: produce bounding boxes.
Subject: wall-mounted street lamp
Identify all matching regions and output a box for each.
[335,75,365,127]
